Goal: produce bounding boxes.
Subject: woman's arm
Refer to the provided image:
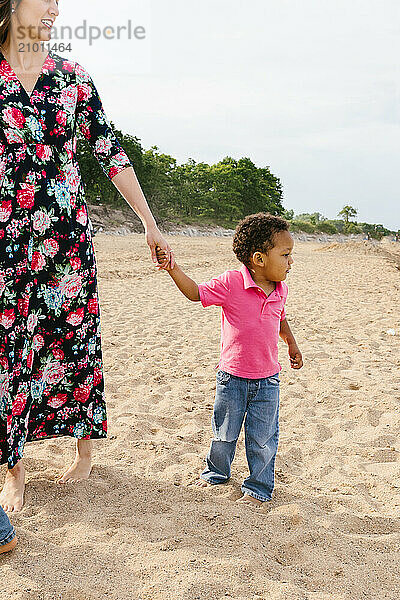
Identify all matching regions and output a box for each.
[111,167,156,230]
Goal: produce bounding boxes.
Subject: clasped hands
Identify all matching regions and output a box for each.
[145,229,175,270]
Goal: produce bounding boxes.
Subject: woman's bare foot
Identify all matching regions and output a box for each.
[0,461,25,512]
[57,439,92,484]
[236,493,263,507]
[0,536,17,554]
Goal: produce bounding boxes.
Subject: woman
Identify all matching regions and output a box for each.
[0,0,173,512]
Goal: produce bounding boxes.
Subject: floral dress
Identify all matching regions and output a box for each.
[0,50,132,469]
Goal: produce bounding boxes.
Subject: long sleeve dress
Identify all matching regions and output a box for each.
[0,50,133,469]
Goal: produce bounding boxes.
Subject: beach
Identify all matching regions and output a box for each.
[1,235,399,600]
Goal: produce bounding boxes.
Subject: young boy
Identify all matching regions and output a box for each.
[156,213,303,507]
[0,506,17,554]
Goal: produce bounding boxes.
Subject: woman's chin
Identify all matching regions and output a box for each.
[37,30,52,42]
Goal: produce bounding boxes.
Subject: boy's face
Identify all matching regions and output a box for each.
[251,230,294,282]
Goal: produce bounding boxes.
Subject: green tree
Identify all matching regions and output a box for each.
[296,212,326,225]
[338,205,358,224]
[77,126,285,226]
[170,160,214,219]
[207,157,284,224]
[140,146,177,220]
[282,209,294,220]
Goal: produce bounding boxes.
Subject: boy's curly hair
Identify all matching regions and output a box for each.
[232,213,289,267]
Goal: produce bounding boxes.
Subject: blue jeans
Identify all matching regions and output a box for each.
[0,506,15,548]
[201,370,280,502]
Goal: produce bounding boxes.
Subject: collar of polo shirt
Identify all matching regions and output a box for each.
[240,264,285,298]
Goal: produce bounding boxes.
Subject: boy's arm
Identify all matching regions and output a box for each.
[166,263,200,302]
[156,247,200,301]
[279,318,303,369]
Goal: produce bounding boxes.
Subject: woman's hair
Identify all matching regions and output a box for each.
[232,212,289,267]
[0,1,22,46]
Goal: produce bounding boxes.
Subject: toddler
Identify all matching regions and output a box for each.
[156,213,303,506]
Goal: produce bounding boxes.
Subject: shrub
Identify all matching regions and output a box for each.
[289,221,316,233]
[344,222,362,234]
[315,221,338,234]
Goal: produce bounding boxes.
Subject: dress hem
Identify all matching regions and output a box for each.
[3,431,107,469]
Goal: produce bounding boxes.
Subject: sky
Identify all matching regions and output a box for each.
[56,0,399,230]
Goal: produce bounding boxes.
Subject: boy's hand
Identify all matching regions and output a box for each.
[155,246,173,271]
[288,344,303,369]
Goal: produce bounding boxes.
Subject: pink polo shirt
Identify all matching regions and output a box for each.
[198,264,288,379]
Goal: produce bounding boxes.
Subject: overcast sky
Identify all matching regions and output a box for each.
[58,1,399,230]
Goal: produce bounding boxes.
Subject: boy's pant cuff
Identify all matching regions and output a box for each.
[0,527,16,547]
[241,486,271,502]
[200,473,229,485]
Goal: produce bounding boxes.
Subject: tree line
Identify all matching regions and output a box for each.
[285,206,396,240]
[77,125,284,227]
[78,124,397,239]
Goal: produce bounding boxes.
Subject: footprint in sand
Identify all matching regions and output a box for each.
[372,435,397,447]
[367,409,383,427]
[333,513,400,535]
[371,449,398,462]
[49,443,63,455]
[157,385,172,394]
[317,425,333,442]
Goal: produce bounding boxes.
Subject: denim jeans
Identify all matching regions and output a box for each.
[201,370,280,501]
[0,506,15,547]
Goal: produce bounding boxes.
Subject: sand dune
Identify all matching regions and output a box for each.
[1,235,399,600]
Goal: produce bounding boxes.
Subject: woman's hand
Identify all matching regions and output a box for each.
[145,227,175,269]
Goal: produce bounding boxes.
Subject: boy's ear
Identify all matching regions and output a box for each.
[252,251,265,266]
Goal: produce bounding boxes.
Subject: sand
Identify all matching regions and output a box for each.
[1,235,399,600]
